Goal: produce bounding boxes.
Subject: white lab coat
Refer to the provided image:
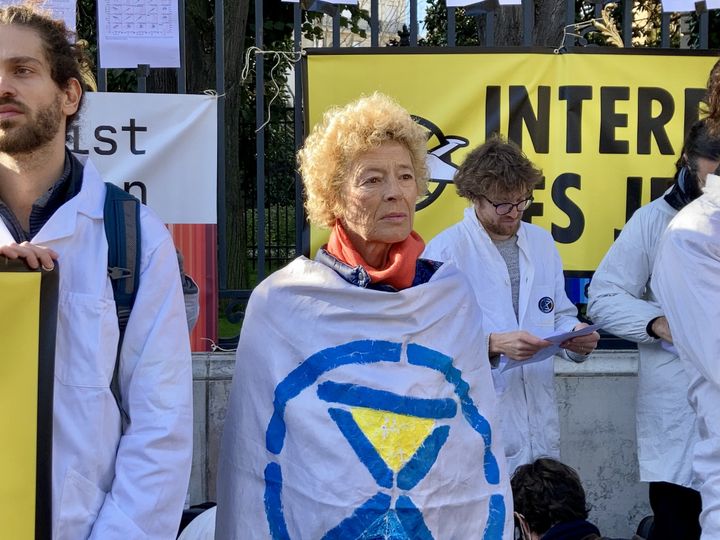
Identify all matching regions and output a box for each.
[0,157,193,539]
[423,207,579,472]
[587,195,697,488]
[653,175,720,539]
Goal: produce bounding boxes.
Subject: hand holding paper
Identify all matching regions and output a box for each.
[500,324,601,372]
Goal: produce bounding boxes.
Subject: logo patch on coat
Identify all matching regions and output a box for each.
[538,296,554,313]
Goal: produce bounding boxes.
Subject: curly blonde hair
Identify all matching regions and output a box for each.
[298,93,429,228]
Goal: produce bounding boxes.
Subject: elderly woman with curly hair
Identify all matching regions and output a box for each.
[215,93,512,539]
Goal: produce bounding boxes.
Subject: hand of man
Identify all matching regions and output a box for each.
[561,322,600,356]
[489,330,552,361]
[0,242,58,271]
[650,316,673,344]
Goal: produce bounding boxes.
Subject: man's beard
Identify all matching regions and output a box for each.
[0,95,63,154]
[482,217,521,238]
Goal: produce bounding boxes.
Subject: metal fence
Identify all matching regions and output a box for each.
[92,0,720,345]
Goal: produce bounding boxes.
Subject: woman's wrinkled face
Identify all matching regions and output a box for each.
[340,140,417,247]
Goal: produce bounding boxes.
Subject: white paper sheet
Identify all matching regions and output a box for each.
[501,324,601,372]
[0,0,76,31]
[97,0,180,68]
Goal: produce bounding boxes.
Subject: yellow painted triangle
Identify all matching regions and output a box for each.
[351,407,434,473]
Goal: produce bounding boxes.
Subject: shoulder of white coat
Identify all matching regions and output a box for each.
[137,203,175,258]
[249,256,343,303]
[520,221,555,245]
[423,221,468,260]
[626,196,676,228]
[666,198,718,244]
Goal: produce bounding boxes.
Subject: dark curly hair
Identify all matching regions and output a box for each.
[704,59,720,138]
[453,135,543,203]
[0,4,91,136]
[511,458,591,535]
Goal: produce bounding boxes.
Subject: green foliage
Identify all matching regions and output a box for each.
[421,0,481,46]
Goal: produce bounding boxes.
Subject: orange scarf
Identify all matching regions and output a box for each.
[326,221,425,290]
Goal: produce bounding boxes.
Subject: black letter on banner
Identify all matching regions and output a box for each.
[651,176,674,201]
[122,119,148,155]
[94,126,117,155]
[486,86,502,139]
[523,177,545,222]
[599,87,630,154]
[615,176,642,239]
[124,181,147,204]
[558,86,592,153]
[684,88,706,137]
[508,86,550,153]
[637,88,674,155]
[551,173,584,243]
[69,125,89,154]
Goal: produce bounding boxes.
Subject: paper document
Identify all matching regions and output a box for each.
[500,324,600,372]
[97,0,181,68]
[0,0,76,30]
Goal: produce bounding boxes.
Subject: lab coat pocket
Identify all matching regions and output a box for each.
[56,291,119,387]
[56,468,106,540]
[531,285,555,328]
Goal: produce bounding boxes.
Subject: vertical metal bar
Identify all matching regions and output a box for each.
[294,4,304,257]
[216,0,227,289]
[371,0,380,47]
[448,6,457,46]
[255,0,266,281]
[622,0,632,47]
[566,0,575,27]
[97,69,107,92]
[136,64,150,92]
[177,0,187,93]
[410,0,418,46]
[522,0,534,46]
[700,9,709,49]
[565,0,575,50]
[661,11,670,48]
[333,11,340,48]
[95,0,107,91]
[485,12,495,46]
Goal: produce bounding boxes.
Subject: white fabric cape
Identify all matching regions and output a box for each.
[215,257,512,539]
[654,175,720,538]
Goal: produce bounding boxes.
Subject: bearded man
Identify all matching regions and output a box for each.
[423,136,599,473]
[0,6,192,539]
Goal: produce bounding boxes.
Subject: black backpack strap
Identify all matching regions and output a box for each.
[104,182,141,427]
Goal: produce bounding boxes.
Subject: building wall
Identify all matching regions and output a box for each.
[191,350,651,537]
[302,0,409,48]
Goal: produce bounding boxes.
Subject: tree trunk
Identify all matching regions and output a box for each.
[149,0,251,290]
[476,0,565,46]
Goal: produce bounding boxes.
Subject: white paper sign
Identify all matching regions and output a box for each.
[0,0,76,30]
[68,92,217,224]
[660,0,696,11]
[97,0,180,68]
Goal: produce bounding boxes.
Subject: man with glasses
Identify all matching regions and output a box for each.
[587,120,720,540]
[424,136,599,473]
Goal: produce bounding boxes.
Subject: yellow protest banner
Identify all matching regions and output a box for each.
[0,258,57,539]
[305,50,717,299]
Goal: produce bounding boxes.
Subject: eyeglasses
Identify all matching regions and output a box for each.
[481,194,534,215]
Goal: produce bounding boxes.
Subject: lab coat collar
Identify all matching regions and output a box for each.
[33,155,105,244]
